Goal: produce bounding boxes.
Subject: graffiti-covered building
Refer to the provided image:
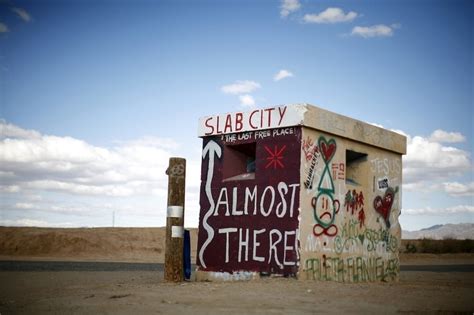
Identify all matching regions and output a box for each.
[195,104,406,282]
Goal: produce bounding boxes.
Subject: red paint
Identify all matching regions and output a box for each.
[197,128,302,276]
[249,110,259,129]
[235,113,243,132]
[373,187,397,228]
[319,139,336,163]
[264,145,286,169]
[204,117,214,135]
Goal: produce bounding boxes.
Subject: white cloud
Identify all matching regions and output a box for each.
[0,219,77,228]
[280,0,301,18]
[442,182,474,197]
[304,7,358,24]
[0,120,193,197]
[239,94,256,107]
[403,133,471,185]
[11,7,32,22]
[15,202,36,209]
[429,129,466,143]
[351,24,395,38]
[221,80,261,95]
[403,205,474,215]
[0,119,41,139]
[274,69,294,81]
[0,22,9,33]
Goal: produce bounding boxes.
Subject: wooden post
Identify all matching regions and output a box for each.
[164,157,186,282]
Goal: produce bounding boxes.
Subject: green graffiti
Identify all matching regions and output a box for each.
[305,256,399,283]
[334,219,398,254]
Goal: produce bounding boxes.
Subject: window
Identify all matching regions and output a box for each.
[346,149,367,186]
[223,142,256,181]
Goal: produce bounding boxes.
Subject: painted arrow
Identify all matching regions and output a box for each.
[198,140,222,268]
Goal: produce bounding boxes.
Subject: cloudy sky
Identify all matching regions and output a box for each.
[0,0,472,231]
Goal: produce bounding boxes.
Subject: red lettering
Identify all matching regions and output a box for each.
[235,113,243,131]
[205,117,214,135]
[265,108,275,127]
[224,114,232,133]
[278,106,287,125]
[216,116,222,134]
[249,110,259,129]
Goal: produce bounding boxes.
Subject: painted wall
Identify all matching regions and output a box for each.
[197,126,302,279]
[299,128,402,282]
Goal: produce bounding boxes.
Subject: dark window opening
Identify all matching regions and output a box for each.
[223,142,256,181]
[346,149,367,186]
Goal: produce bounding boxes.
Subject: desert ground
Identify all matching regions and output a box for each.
[1,227,473,314]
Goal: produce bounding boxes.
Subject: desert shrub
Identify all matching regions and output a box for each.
[416,237,474,253]
[405,242,417,253]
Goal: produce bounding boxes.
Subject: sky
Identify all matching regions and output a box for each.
[0,0,472,231]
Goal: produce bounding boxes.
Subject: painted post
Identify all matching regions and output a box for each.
[164,157,186,282]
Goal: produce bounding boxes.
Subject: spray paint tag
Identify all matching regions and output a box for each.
[377,177,389,191]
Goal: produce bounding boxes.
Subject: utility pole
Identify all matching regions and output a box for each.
[164,157,186,282]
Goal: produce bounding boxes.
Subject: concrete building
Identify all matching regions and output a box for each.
[195,104,406,282]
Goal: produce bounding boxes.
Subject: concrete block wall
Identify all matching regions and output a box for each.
[196,104,406,282]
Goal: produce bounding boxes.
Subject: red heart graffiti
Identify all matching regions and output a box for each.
[373,188,395,228]
[318,137,336,163]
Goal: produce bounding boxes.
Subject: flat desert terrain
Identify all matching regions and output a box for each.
[1,227,473,314]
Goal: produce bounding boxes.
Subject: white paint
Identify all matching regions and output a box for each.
[198,104,306,137]
[268,229,283,269]
[171,226,184,238]
[199,270,259,281]
[253,228,266,262]
[212,182,299,218]
[167,206,183,218]
[199,140,222,268]
[218,227,238,263]
[283,230,296,266]
[238,228,249,262]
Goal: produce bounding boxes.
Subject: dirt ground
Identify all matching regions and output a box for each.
[1,227,473,314]
[1,269,473,314]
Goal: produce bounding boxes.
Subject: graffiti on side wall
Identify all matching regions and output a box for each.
[373,186,398,228]
[305,256,399,282]
[344,190,365,228]
[334,219,398,254]
[312,136,340,237]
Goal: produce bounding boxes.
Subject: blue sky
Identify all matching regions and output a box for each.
[0,0,472,231]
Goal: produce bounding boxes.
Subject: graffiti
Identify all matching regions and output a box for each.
[377,177,389,190]
[305,256,399,282]
[331,162,345,180]
[304,148,320,190]
[344,190,365,227]
[167,163,185,177]
[302,136,316,162]
[374,186,398,228]
[221,128,296,143]
[201,106,289,136]
[264,145,286,169]
[311,136,340,238]
[212,182,299,217]
[215,227,298,268]
[370,158,401,175]
[199,140,222,268]
[334,219,398,254]
[197,128,301,275]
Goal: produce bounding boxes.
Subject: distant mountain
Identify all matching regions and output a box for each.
[402,223,474,240]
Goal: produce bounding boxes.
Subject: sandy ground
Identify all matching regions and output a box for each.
[1,270,473,314]
[1,227,473,314]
